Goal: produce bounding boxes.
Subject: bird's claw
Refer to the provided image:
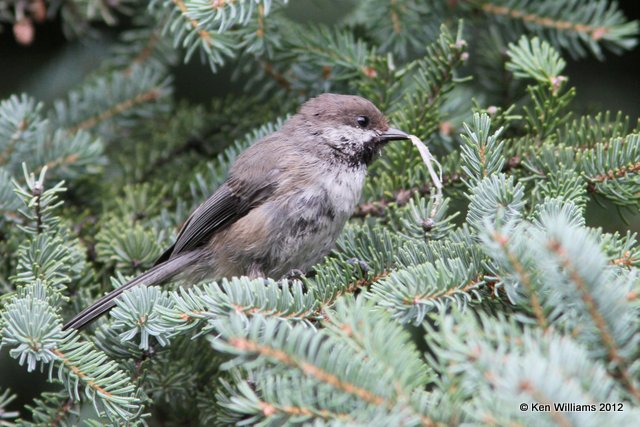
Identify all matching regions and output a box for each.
[347,258,369,276]
[278,269,310,293]
[283,269,306,281]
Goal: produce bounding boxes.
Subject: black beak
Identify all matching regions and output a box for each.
[379,127,409,142]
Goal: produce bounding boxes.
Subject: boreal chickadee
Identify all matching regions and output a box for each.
[64,93,409,330]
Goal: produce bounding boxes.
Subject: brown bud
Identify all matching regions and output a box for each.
[439,121,453,136]
[14,18,34,45]
[421,218,435,232]
[507,156,521,169]
[394,189,413,206]
[322,66,332,80]
[31,0,47,23]
[361,66,377,79]
[591,27,607,41]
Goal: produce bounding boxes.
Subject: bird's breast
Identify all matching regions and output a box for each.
[210,165,367,279]
[319,165,367,217]
[293,166,366,248]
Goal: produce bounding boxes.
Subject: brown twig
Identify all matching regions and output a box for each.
[52,348,114,398]
[353,172,462,218]
[67,89,161,134]
[261,61,291,89]
[590,161,640,183]
[407,276,483,306]
[480,3,609,41]
[493,231,547,329]
[228,337,385,405]
[611,251,637,267]
[172,0,213,48]
[257,400,351,421]
[51,398,75,427]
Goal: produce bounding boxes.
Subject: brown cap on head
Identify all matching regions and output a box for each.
[298,93,390,131]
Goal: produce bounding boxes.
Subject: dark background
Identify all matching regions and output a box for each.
[0,0,639,418]
[1,2,639,112]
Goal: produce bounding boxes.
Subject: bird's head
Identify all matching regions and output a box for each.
[288,93,409,166]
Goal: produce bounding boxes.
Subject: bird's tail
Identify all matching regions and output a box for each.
[63,253,197,330]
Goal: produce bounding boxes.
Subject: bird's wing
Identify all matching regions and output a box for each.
[65,177,278,330]
[64,252,198,330]
[155,177,277,265]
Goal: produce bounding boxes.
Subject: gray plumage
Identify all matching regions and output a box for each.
[63,93,408,330]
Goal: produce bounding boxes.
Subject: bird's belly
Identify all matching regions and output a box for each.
[279,211,347,269]
[268,167,366,276]
[208,167,366,279]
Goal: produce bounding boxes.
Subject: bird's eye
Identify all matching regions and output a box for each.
[356,115,370,128]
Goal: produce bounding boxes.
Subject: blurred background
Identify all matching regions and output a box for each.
[1,0,639,419]
[1,1,638,112]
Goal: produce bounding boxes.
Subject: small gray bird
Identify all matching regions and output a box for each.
[63,93,408,330]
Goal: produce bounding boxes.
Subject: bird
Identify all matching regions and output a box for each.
[63,93,409,330]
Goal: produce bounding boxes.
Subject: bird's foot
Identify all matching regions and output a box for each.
[280,269,316,293]
[283,269,306,281]
[347,258,369,276]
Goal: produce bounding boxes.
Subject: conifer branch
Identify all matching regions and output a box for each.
[2,0,639,423]
[260,61,291,89]
[67,89,162,134]
[255,399,352,422]
[389,0,402,35]
[558,111,634,150]
[390,23,468,138]
[611,250,637,267]
[477,0,639,59]
[35,154,79,175]
[171,0,213,48]
[0,117,30,165]
[408,275,483,306]
[589,160,640,183]
[228,337,386,406]
[517,380,574,427]
[490,230,547,329]
[256,4,265,38]
[50,66,172,144]
[0,388,18,424]
[52,348,114,398]
[481,3,609,41]
[50,397,75,427]
[215,312,438,427]
[546,238,640,400]
[355,171,462,218]
[129,30,162,70]
[580,135,640,207]
[460,113,505,187]
[50,334,142,421]
[332,271,389,300]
